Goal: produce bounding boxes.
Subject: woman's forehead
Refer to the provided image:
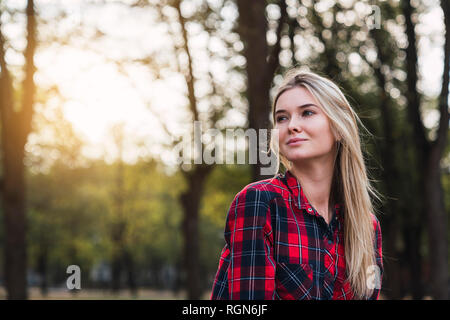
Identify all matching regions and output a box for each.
[275,87,321,110]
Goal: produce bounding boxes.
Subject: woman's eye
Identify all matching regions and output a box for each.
[276,116,287,122]
[303,110,314,117]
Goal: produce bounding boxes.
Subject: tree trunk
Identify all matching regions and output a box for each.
[2,148,28,299]
[367,25,417,298]
[402,0,449,299]
[236,0,286,181]
[383,223,403,298]
[110,221,126,293]
[404,223,425,299]
[124,250,137,297]
[111,254,122,292]
[171,0,219,299]
[37,248,48,297]
[180,165,213,299]
[425,148,449,299]
[0,0,37,300]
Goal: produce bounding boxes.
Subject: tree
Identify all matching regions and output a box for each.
[148,0,245,298]
[0,0,37,299]
[402,0,449,299]
[236,0,287,181]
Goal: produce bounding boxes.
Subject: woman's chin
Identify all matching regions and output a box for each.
[285,154,310,162]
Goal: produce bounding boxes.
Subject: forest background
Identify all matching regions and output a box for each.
[0,0,449,300]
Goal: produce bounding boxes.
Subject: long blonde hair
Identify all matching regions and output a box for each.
[270,68,382,299]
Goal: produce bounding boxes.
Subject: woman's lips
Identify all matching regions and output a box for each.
[287,138,308,145]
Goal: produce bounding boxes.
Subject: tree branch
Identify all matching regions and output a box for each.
[173,0,199,123]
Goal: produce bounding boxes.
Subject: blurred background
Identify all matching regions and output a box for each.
[0,0,449,300]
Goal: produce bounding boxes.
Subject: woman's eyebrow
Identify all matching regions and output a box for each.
[275,103,318,115]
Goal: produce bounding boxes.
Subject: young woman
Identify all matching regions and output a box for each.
[210,69,383,300]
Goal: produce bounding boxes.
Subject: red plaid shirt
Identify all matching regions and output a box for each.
[211,170,383,300]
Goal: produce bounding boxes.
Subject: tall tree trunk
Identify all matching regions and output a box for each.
[171,0,219,299]
[424,1,450,299]
[0,0,37,300]
[428,0,450,300]
[1,147,28,299]
[367,27,406,298]
[367,22,425,298]
[236,0,286,181]
[180,165,213,299]
[403,223,425,298]
[425,151,448,299]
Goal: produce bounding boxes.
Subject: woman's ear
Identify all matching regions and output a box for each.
[330,126,341,142]
[334,135,342,143]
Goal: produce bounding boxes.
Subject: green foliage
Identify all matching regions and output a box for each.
[25,157,254,290]
[199,164,252,276]
[26,158,187,288]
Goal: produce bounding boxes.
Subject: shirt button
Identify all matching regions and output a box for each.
[328,239,333,245]
[308,208,313,212]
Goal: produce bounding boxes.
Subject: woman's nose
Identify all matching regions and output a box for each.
[288,116,302,133]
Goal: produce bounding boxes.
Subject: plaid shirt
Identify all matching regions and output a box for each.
[211,170,383,300]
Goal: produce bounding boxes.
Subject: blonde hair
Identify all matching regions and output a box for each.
[269,68,382,299]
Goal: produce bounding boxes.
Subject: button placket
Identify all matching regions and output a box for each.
[323,248,335,280]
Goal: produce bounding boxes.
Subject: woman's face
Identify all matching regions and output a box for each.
[274,86,337,164]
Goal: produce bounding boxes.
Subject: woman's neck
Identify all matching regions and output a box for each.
[290,157,335,223]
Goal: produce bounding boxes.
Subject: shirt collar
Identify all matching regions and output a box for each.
[282,170,342,222]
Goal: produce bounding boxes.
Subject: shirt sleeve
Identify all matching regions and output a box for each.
[368,215,383,300]
[211,187,276,300]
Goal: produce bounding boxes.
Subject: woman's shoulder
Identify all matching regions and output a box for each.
[225,174,287,214]
[225,176,283,230]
